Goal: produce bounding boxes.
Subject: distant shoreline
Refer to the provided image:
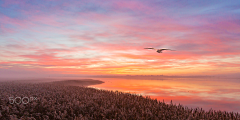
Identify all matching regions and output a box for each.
[0,79,105,87]
[50,79,104,87]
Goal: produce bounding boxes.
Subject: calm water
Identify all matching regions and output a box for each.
[88,77,240,113]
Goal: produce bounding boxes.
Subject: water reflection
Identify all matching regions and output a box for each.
[89,77,240,112]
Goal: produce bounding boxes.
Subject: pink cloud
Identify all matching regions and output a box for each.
[1,0,27,7]
[1,0,240,76]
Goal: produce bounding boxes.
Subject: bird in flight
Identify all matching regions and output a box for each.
[144,48,175,53]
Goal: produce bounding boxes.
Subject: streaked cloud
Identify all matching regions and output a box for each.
[0,0,240,77]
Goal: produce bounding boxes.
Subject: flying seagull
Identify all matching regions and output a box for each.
[144,47,175,53]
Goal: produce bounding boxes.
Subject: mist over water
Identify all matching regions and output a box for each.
[88,77,240,113]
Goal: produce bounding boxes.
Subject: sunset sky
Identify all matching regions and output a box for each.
[0,0,240,78]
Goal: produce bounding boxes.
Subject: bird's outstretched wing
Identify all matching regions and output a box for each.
[160,49,176,51]
[144,47,155,49]
[160,49,171,50]
[145,48,176,53]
